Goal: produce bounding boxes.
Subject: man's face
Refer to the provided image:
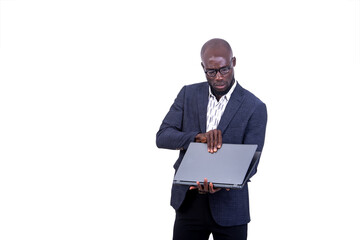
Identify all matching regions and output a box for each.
[201,51,236,97]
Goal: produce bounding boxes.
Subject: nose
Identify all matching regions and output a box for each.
[215,71,223,81]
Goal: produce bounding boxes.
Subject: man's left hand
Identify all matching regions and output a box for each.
[189,178,224,194]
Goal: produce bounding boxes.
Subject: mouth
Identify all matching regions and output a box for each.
[213,83,226,90]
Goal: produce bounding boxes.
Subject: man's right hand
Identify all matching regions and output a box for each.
[195,129,222,153]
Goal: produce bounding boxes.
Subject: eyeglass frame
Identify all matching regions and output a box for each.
[203,57,235,77]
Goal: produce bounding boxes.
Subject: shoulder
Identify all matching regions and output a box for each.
[235,84,267,117]
[244,88,265,106]
[176,81,208,97]
[182,81,208,91]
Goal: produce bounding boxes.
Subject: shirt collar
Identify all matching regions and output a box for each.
[208,80,237,101]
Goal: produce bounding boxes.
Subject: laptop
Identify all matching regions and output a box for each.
[173,142,261,189]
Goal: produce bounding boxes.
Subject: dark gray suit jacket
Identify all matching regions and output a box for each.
[156,81,267,226]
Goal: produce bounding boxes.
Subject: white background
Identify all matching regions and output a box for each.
[1,0,359,239]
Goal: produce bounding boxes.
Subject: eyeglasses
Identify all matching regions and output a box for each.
[203,60,233,77]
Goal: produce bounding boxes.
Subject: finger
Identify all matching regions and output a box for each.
[205,132,210,152]
[195,133,207,143]
[205,132,211,152]
[209,182,221,194]
[226,188,230,191]
[200,134,207,143]
[209,182,214,193]
[217,130,222,149]
[206,132,213,153]
[196,181,203,191]
[189,186,198,190]
[213,130,218,152]
[203,178,209,192]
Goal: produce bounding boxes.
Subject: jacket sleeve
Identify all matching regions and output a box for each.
[243,101,267,178]
[156,86,199,150]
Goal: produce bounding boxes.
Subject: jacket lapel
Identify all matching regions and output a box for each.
[217,83,245,133]
[197,83,208,133]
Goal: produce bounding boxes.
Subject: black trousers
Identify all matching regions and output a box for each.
[173,190,247,240]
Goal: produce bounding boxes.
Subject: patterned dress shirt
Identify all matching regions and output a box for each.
[206,81,237,132]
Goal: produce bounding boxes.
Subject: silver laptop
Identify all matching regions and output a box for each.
[173,142,260,189]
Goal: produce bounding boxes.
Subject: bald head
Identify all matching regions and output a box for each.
[200,38,236,100]
[200,38,233,62]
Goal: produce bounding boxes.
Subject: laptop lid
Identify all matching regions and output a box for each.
[173,142,259,189]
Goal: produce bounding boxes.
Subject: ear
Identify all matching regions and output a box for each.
[232,57,236,67]
[201,62,205,70]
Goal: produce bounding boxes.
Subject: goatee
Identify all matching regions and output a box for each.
[210,77,235,98]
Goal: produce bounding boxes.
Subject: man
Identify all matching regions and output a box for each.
[156,38,267,240]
